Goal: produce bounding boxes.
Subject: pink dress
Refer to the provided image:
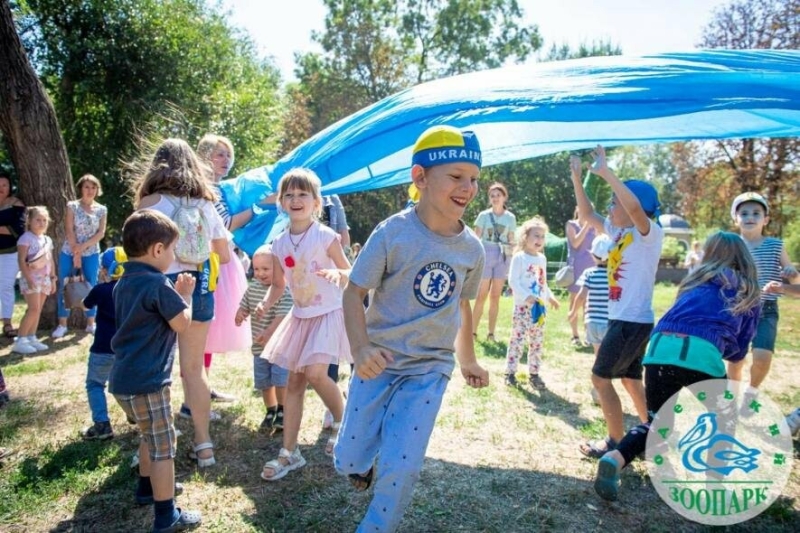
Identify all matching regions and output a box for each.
[205,248,252,353]
[263,222,352,372]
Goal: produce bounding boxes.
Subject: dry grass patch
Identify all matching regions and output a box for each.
[0,284,799,532]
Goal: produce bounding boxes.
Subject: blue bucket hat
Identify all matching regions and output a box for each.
[412,125,482,169]
[624,180,661,220]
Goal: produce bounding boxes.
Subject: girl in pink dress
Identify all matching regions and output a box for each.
[258,168,352,481]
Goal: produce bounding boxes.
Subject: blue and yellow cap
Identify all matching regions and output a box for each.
[411,125,482,169]
[101,246,127,280]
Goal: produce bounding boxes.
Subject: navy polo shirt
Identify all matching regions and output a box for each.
[109,261,188,395]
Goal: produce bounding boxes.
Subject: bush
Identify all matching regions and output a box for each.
[660,236,684,267]
[783,219,800,264]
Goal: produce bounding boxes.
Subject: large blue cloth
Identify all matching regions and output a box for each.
[224,50,800,254]
[218,165,288,256]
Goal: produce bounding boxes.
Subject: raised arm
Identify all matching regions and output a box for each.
[569,155,605,235]
[589,146,651,236]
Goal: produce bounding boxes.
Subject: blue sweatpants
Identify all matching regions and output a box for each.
[334,371,448,533]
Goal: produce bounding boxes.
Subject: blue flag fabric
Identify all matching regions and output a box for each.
[222,50,800,253]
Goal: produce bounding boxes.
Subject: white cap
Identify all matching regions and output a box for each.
[590,235,613,261]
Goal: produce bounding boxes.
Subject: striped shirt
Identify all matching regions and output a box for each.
[577,265,609,324]
[212,185,232,229]
[239,280,293,355]
[748,237,784,302]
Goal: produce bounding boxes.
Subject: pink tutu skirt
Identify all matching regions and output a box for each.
[264,308,352,373]
[206,253,252,353]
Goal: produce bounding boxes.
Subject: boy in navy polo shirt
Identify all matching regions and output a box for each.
[110,210,201,533]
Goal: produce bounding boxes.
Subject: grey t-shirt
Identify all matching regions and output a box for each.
[350,207,484,377]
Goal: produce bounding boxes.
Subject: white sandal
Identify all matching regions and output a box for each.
[261,447,306,481]
[189,442,215,468]
[325,422,341,457]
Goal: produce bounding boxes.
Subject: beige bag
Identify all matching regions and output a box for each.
[554,264,575,287]
[63,268,92,309]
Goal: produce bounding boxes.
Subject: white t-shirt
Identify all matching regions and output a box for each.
[507,251,552,306]
[604,219,663,323]
[147,194,228,274]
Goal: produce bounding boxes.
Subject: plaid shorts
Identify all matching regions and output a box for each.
[114,386,176,461]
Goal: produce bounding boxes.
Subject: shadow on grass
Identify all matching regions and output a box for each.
[510,382,596,429]
[0,396,75,443]
[0,433,147,532]
[3,411,797,533]
[478,338,507,359]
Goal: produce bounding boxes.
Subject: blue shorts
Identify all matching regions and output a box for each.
[254,355,288,389]
[481,242,510,280]
[752,300,779,352]
[167,271,214,323]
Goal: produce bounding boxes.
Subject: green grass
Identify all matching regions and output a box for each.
[0,284,799,532]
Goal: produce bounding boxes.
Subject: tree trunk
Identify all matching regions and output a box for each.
[0,0,75,328]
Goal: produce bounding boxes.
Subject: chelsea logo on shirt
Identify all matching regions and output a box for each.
[414,262,457,308]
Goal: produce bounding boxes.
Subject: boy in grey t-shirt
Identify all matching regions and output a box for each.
[334,125,489,533]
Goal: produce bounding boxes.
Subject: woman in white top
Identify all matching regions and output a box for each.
[53,174,107,338]
[133,138,230,467]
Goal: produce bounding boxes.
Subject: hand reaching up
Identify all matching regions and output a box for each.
[569,154,583,178]
[589,145,609,176]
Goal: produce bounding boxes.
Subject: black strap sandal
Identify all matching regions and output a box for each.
[579,436,618,459]
[3,324,17,338]
[348,466,374,492]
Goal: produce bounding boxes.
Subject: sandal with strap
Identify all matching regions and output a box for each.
[579,436,618,459]
[261,447,306,481]
[188,442,215,468]
[3,324,17,338]
[325,421,341,457]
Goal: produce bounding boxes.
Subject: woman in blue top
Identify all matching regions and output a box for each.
[593,231,761,502]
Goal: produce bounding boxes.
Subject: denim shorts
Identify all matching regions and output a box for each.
[481,242,510,280]
[114,386,176,461]
[253,355,289,389]
[167,270,214,322]
[592,320,653,379]
[752,300,779,352]
[585,321,609,346]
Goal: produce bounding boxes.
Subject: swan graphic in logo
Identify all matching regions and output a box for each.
[413,262,457,308]
[678,413,760,476]
[646,379,793,526]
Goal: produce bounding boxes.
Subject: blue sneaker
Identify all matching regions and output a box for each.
[594,455,621,501]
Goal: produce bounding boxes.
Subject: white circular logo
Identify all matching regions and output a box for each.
[413,262,456,308]
[646,379,793,526]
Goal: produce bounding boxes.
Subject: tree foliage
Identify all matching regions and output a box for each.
[289,0,541,244]
[10,0,283,233]
[674,0,800,236]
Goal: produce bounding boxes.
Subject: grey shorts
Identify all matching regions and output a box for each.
[752,300,779,352]
[481,242,510,280]
[585,321,609,346]
[254,355,289,390]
